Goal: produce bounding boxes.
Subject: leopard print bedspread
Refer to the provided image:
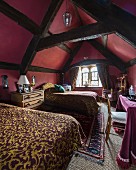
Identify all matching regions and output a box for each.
[0,103,82,170]
[45,91,99,116]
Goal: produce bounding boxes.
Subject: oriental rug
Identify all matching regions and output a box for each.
[74,112,105,164]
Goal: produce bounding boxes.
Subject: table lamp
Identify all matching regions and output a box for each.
[17,75,30,93]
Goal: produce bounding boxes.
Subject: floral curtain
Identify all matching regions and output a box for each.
[69,67,79,90]
[96,63,111,90]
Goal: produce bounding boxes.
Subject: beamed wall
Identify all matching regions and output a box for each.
[0,0,136,74]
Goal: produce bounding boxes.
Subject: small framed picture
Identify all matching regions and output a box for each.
[18,85,23,93]
[23,84,30,93]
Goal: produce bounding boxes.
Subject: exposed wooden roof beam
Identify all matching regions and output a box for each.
[0,1,41,35]
[57,43,71,53]
[37,22,115,51]
[28,66,61,73]
[20,0,63,74]
[101,35,108,48]
[62,43,82,72]
[126,58,136,68]
[88,40,126,72]
[0,62,20,70]
[69,59,109,69]
[20,35,40,74]
[41,0,63,36]
[72,0,136,48]
[47,32,71,53]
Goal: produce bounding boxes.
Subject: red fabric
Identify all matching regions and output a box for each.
[116,95,136,169]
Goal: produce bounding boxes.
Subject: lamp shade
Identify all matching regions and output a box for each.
[17,75,30,85]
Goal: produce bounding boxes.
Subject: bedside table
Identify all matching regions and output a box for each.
[11,90,44,109]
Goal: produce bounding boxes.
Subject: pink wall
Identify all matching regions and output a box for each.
[0,70,20,102]
[0,70,59,102]
[27,71,60,89]
[64,42,122,94]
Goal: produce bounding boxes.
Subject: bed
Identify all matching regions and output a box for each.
[0,103,84,170]
[44,88,100,117]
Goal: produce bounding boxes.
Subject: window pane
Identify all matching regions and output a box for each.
[91,67,97,72]
[92,72,98,80]
[91,81,98,86]
[76,65,102,87]
[82,73,88,85]
[82,68,89,73]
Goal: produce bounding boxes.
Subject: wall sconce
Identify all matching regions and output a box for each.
[1,75,8,89]
[63,0,72,27]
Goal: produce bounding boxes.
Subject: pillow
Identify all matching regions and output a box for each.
[42,83,54,90]
[54,84,65,93]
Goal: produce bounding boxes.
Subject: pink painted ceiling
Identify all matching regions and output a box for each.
[0,13,32,64]
[71,41,105,65]
[0,0,136,71]
[32,46,69,70]
[4,0,51,24]
[107,34,136,62]
[77,7,97,24]
[112,0,136,16]
[49,0,81,34]
[0,0,51,64]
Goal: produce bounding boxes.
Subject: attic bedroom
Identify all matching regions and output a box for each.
[0,0,136,169]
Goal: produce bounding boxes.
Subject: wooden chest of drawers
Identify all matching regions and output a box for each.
[11,90,44,109]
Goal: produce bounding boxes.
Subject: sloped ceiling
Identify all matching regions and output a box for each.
[0,0,136,75]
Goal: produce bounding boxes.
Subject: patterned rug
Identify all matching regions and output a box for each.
[74,112,105,164]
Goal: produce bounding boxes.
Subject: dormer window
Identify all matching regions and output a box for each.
[76,65,102,87]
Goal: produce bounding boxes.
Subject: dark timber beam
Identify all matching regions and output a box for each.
[72,0,136,48]
[0,62,20,70]
[48,32,71,53]
[69,59,109,69]
[62,43,83,72]
[101,35,108,48]
[41,0,63,37]
[20,35,40,74]
[126,58,136,68]
[57,43,71,53]
[37,22,115,51]
[20,0,63,74]
[96,0,112,7]
[88,40,126,72]
[0,1,41,35]
[28,66,61,73]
